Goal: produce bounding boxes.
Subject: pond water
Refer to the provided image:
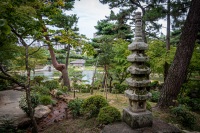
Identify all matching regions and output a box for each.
[31,70,55,80]
[82,70,94,84]
[31,70,94,84]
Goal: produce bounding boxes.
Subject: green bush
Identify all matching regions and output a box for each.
[97,106,121,124]
[56,90,64,96]
[0,78,12,90]
[32,85,50,95]
[179,81,200,111]
[178,97,200,111]
[79,84,90,93]
[150,91,160,102]
[39,95,53,105]
[43,80,59,90]
[19,93,39,116]
[81,95,109,118]
[68,99,84,118]
[149,80,159,87]
[33,76,45,86]
[113,83,127,94]
[171,105,196,129]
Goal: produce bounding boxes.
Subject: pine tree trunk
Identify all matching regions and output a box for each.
[65,45,71,91]
[164,0,171,81]
[157,0,200,108]
[42,24,69,88]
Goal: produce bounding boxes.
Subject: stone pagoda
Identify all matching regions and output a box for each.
[123,12,153,129]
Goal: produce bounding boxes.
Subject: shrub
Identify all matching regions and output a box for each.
[79,84,90,93]
[114,83,127,94]
[149,80,159,87]
[0,116,15,133]
[32,85,50,95]
[39,95,53,105]
[56,90,64,96]
[150,90,160,102]
[171,105,196,129]
[19,93,39,116]
[178,97,200,111]
[43,80,59,90]
[97,106,121,124]
[68,99,84,118]
[0,79,12,90]
[81,95,109,118]
[33,76,45,86]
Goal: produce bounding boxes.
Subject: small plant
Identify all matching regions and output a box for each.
[114,83,128,94]
[68,99,84,118]
[149,80,159,88]
[56,90,64,96]
[146,101,152,111]
[171,105,196,129]
[33,76,45,86]
[32,85,50,95]
[43,80,59,90]
[80,84,90,93]
[97,106,121,124]
[39,95,53,105]
[150,90,160,102]
[81,95,109,118]
[19,93,39,116]
[0,116,15,133]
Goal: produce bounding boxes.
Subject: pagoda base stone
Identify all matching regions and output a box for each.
[123,107,152,129]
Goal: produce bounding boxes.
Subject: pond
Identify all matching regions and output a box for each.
[31,69,94,84]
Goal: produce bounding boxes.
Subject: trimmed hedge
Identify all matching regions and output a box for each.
[97,106,121,124]
[81,95,108,118]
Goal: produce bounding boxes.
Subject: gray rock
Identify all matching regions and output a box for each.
[102,119,181,133]
[34,105,51,119]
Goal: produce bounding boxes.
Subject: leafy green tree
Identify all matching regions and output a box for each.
[111,39,130,84]
[146,40,176,75]
[0,1,46,131]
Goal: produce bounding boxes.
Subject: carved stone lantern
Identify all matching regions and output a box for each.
[122,12,153,129]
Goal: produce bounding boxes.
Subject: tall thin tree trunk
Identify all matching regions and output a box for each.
[164,0,171,81]
[91,57,98,94]
[65,45,71,91]
[157,0,200,108]
[25,45,38,133]
[109,76,113,93]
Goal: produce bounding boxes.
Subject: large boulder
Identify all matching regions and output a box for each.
[34,105,51,119]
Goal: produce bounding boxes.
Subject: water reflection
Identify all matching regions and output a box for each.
[31,70,94,84]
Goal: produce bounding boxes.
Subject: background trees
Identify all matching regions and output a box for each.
[157,0,200,108]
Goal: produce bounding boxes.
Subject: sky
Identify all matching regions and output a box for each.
[66,0,113,39]
[65,0,167,39]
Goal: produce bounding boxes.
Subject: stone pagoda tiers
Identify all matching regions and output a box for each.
[123,12,153,129]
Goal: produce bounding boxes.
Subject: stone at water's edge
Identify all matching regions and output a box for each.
[123,107,152,129]
[34,105,51,119]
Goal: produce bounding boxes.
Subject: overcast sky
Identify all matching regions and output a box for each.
[66,0,113,39]
[65,0,166,39]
